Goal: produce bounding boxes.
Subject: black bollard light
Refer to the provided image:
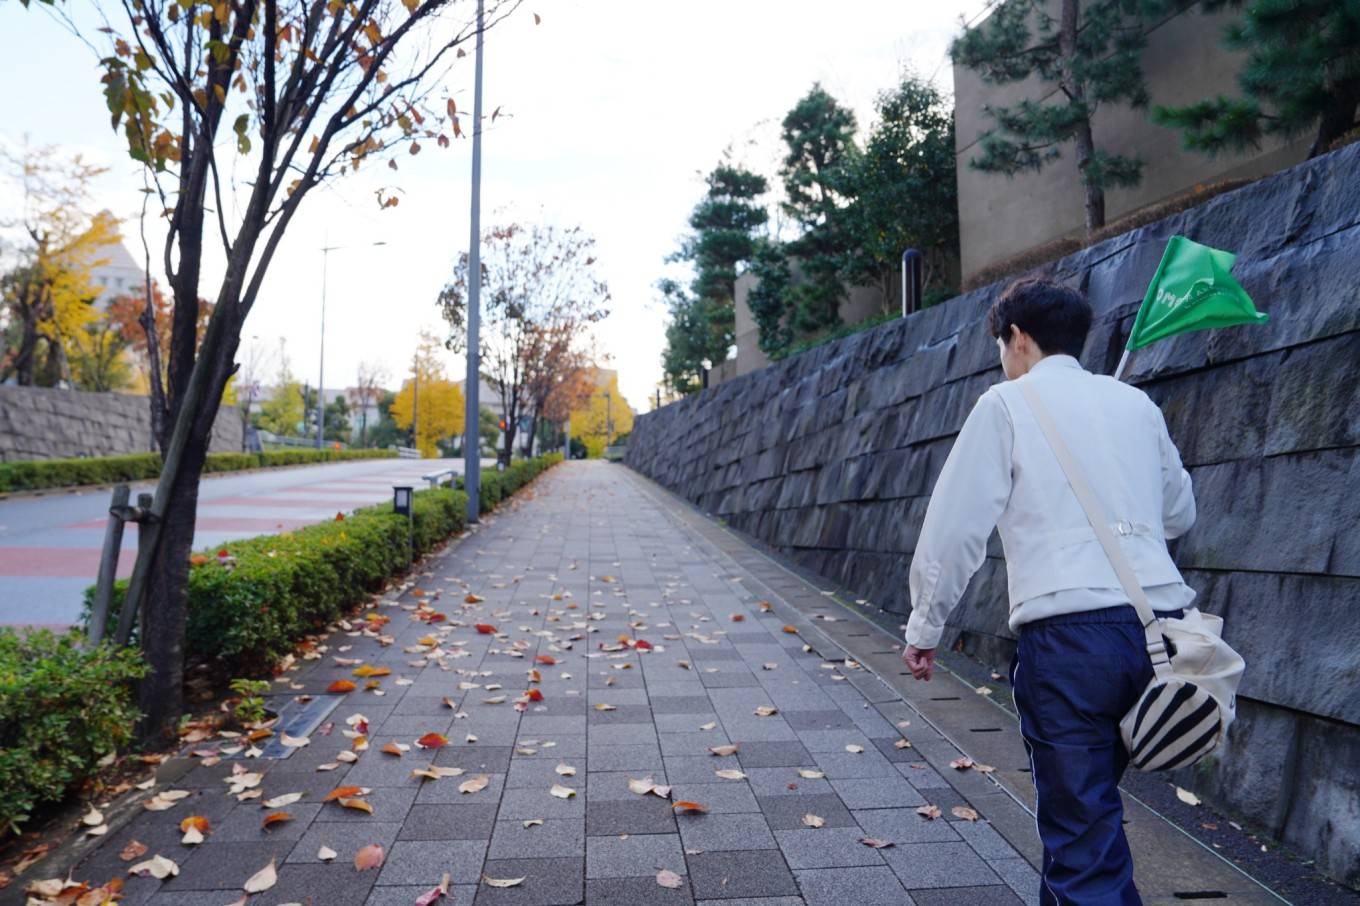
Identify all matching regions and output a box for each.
[393,486,414,567]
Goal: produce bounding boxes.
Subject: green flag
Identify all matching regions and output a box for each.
[1127,235,1268,351]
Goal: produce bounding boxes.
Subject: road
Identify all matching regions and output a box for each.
[0,457,491,629]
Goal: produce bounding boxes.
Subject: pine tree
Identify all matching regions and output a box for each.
[660,159,768,392]
[779,84,859,334]
[1154,0,1360,158]
[952,0,1169,232]
[841,73,960,308]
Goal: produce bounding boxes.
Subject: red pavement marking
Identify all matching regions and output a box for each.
[207,496,367,509]
[66,516,312,532]
[0,547,136,578]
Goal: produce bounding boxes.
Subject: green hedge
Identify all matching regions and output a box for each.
[457,453,563,512]
[0,447,396,494]
[0,630,147,834]
[86,453,562,674]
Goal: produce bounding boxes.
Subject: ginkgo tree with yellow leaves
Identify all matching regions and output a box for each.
[569,369,634,459]
[391,331,465,457]
[12,0,527,738]
[0,146,120,387]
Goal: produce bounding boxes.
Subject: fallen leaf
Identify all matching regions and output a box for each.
[555,763,576,776]
[894,738,912,750]
[753,706,777,717]
[459,774,490,795]
[262,812,294,830]
[782,625,799,634]
[181,825,205,845]
[327,680,357,693]
[281,732,310,748]
[672,801,709,814]
[381,742,405,757]
[482,875,525,888]
[802,813,825,828]
[264,793,303,809]
[973,762,996,774]
[474,623,497,634]
[324,786,366,802]
[318,845,337,861]
[761,662,778,670]
[179,815,210,834]
[82,806,104,827]
[1176,787,1201,807]
[594,703,617,712]
[708,744,738,757]
[522,819,544,828]
[550,783,577,799]
[699,721,717,731]
[949,757,975,771]
[656,868,684,889]
[352,665,391,678]
[730,614,745,622]
[859,837,895,849]
[714,769,747,780]
[797,769,825,779]
[951,806,980,822]
[917,805,942,820]
[354,843,385,871]
[758,601,773,612]
[339,798,375,814]
[845,744,864,754]
[415,873,451,905]
[119,840,149,861]
[535,655,557,665]
[128,855,180,879]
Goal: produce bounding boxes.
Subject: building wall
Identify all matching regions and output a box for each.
[955,1,1311,281]
[0,386,244,462]
[626,145,1360,886]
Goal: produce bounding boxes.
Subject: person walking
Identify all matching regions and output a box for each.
[901,277,1197,905]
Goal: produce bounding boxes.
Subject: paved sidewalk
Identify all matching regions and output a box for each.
[66,460,1040,906]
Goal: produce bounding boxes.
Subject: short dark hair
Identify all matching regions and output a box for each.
[987,277,1093,358]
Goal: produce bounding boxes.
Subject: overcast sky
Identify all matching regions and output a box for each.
[0,0,989,413]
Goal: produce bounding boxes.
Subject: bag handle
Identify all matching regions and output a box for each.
[1017,380,1172,677]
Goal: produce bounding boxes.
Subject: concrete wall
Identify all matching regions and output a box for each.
[955,1,1311,281]
[626,144,1360,886]
[0,386,244,462]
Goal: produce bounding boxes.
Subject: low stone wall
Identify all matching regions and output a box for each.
[626,143,1360,886]
[0,386,244,461]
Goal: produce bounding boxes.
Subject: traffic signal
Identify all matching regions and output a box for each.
[498,418,506,430]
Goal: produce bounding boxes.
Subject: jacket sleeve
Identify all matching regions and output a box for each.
[905,389,1013,650]
[1154,402,1196,540]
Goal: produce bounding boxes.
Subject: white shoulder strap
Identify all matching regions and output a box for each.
[1017,380,1172,675]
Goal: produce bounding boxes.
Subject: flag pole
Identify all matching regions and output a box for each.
[1112,347,1133,382]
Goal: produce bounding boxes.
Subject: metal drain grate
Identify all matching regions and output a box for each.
[182,694,344,760]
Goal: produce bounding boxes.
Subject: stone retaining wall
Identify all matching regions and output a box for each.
[0,386,244,461]
[626,143,1360,886]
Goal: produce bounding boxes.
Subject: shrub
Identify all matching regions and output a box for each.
[84,453,561,675]
[458,453,562,512]
[0,448,397,494]
[0,630,147,834]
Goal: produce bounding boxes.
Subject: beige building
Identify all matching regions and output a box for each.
[954,2,1310,281]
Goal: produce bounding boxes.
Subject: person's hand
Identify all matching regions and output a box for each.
[902,645,935,681]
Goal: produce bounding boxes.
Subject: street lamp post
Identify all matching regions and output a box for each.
[462,0,486,525]
[317,240,386,448]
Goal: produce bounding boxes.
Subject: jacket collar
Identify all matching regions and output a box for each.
[1028,354,1084,375]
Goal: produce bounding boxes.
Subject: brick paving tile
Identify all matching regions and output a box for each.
[63,463,1033,906]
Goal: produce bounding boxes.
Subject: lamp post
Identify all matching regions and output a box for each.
[318,240,387,448]
[462,0,486,525]
[393,485,414,566]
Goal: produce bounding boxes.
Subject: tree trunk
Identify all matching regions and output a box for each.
[138,432,207,741]
[1058,0,1105,232]
[500,423,516,467]
[1309,76,1360,157]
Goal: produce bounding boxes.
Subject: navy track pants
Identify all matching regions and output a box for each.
[1010,605,1183,906]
